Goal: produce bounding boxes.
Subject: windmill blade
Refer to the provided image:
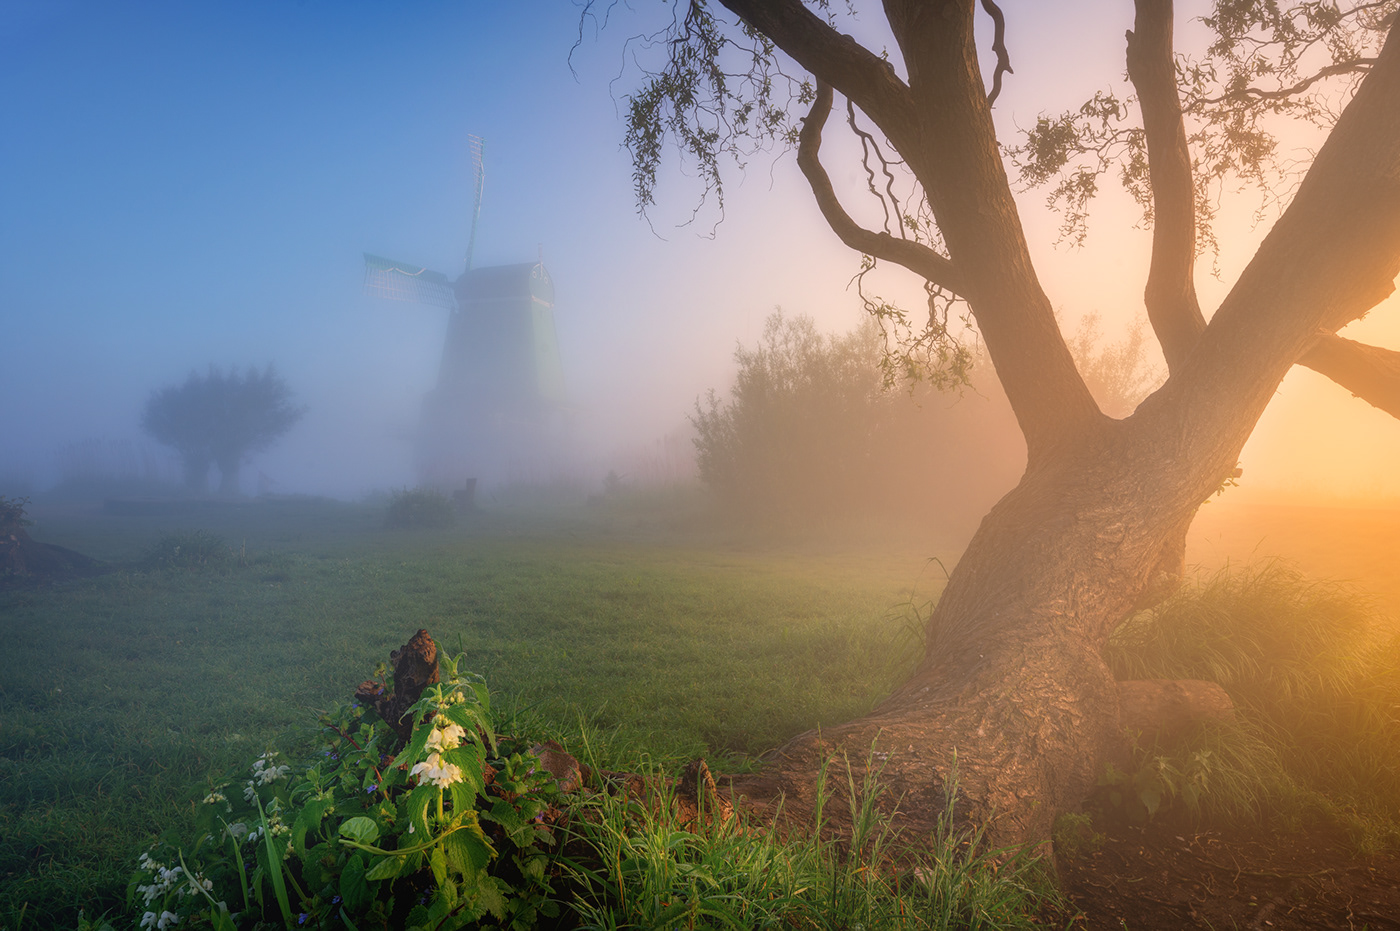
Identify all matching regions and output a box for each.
[463,135,484,272]
[362,253,456,309]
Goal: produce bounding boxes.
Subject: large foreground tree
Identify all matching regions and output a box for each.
[609,0,1400,848]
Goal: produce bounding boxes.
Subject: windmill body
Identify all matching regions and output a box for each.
[363,137,567,489]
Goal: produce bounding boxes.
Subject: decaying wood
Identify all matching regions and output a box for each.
[354,628,439,742]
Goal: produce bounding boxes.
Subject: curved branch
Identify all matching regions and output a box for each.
[980,0,1014,106]
[798,82,967,296]
[1190,58,1377,107]
[1126,0,1207,371]
[717,0,916,141]
[1299,333,1400,420]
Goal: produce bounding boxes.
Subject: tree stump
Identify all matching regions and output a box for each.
[354,629,440,742]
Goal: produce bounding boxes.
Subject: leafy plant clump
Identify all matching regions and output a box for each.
[385,488,457,530]
[1102,562,1400,836]
[143,530,233,570]
[0,495,33,535]
[567,749,1054,930]
[128,652,563,930]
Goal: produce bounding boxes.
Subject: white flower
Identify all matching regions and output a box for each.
[202,790,227,806]
[250,751,291,786]
[424,721,465,753]
[140,912,158,930]
[157,910,181,930]
[410,751,463,789]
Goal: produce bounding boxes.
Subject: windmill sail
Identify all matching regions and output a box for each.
[463,135,484,272]
[362,253,456,309]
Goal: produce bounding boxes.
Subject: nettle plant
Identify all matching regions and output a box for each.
[129,652,563,930]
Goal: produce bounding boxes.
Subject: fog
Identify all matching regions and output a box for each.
[4,2,1398,510]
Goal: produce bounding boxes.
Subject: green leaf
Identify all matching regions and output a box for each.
[477,876,508,922]
[429,845,448,885]
[339,853,372,912]
[338,816,380,845]
[364,854,405,882]
[404,904,432,931]
[405,785,434,839]
[300,841,337,888]
[442,813,494,877]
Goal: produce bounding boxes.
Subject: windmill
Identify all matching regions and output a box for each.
[363,136,567,489]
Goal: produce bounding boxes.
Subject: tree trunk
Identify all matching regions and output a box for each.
[728,419,1231,849]
[703,0,1400,854]
[182,454,211,493]
[216,458,241,496]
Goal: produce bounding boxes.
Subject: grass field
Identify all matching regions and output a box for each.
[3,490,1398,928]
[0,493,947,928]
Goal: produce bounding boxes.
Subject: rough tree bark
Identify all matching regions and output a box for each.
[355,629,441,742]
[698,0,1400,850]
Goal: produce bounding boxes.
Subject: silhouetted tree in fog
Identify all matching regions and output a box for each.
[142,365,304,495]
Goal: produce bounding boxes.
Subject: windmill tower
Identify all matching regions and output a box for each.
[363,136,567,488]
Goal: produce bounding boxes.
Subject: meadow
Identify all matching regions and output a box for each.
[0,492,953,928]
[3,489,1399,929]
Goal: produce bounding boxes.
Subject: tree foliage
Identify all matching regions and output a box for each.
[142,365,304,495]
[693,310,1163,528]
[692,311,1023,531]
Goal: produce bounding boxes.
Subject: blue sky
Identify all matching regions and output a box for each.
[2,0,880,495]
[3,1,1397,501]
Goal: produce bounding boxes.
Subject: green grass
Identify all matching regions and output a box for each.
[565,747,1054,930]
[0,495,935,928]
[10,495,1400,927]
[1105,562,1400,844]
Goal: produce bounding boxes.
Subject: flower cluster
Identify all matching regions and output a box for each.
[410,753,464,789]
[243,750,291,801]
[410,718,467,788]
[424,720,465,753]
[134,851,217,930]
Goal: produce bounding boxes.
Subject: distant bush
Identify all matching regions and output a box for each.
[47,436,180,502]
[692,311,1024,532]
[385,487,456,529]
[144,529,233,570]
[0,495,32,536]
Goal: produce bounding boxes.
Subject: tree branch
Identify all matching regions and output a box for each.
[715,0,916,143]
[1126,0,1207,371]
[1191,58,1377,106]
[980,0,1013,106]
[1299,333,1400,420]
[1159,22,1400,484]
[797,82,967,295]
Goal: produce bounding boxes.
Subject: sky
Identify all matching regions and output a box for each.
[2,1,1397,502]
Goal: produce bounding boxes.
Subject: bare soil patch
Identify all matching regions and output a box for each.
[1056,816,1400,930]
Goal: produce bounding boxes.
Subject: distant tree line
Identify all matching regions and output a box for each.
[693,311,1158,534]
[142,364,303,495]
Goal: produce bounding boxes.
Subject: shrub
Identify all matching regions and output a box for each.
[0,495,32,536]
[385,487,456,530]
[127,652,562,930]
[1104,563,1400,833]
[691,311,1024,531]
[143,530,233,570]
